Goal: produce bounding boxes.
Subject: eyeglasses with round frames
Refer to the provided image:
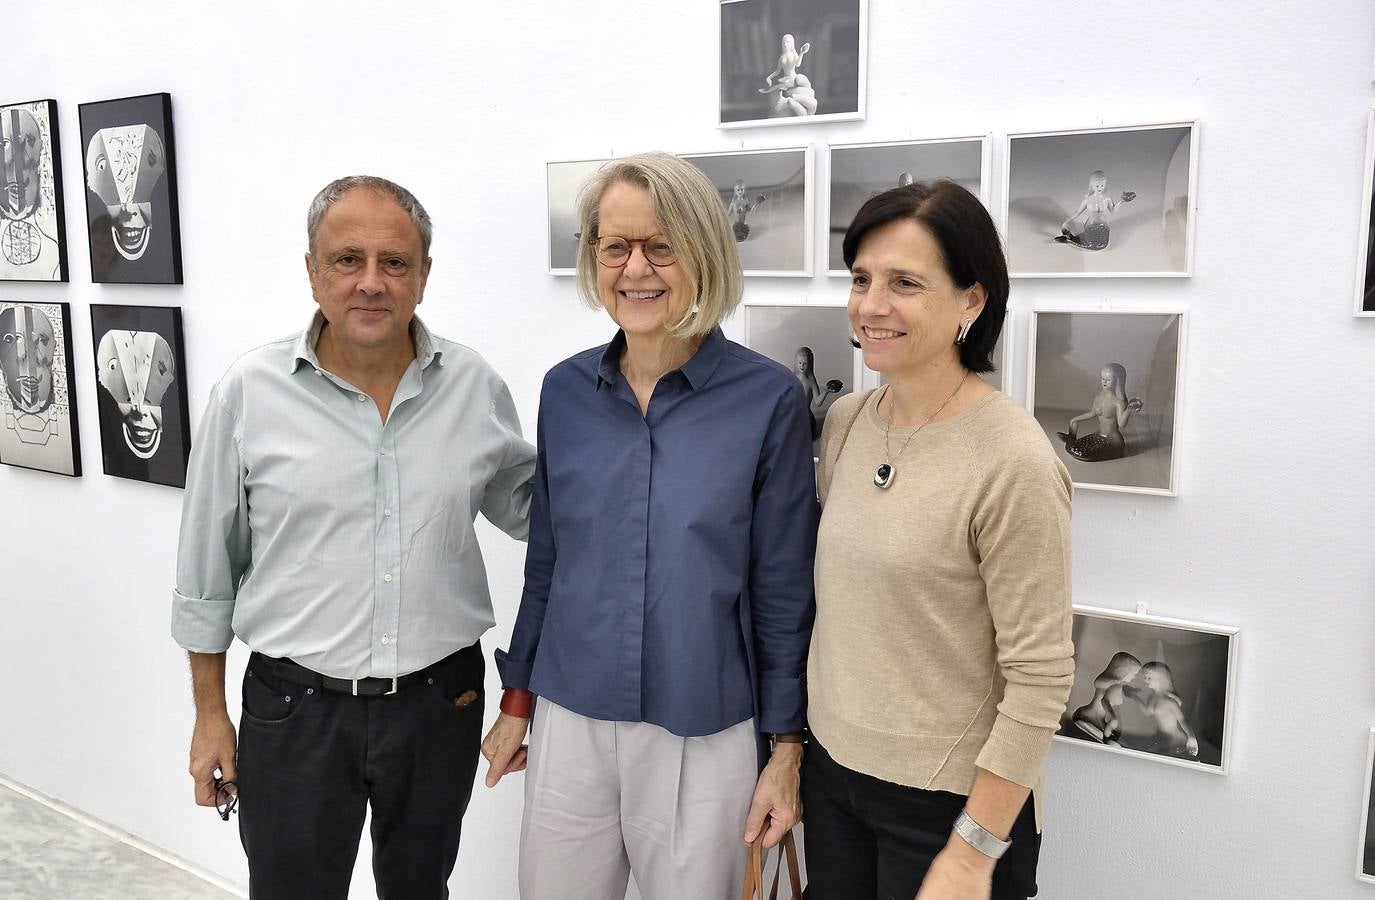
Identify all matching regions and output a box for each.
[589,235,677,268]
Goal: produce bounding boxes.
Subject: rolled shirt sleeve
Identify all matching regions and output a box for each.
[171,384,250,653]
[480,380,536,541]
[494,398,552,691]
[747,381,819,735]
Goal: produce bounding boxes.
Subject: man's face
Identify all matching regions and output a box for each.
[305,188,430,358]
[1,108,42,219]
[96,329,176,459]
[85,125,167,260]
[0,305,56,413]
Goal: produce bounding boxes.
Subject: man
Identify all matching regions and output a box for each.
[172,175,535,899]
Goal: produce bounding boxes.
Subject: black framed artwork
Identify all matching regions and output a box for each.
[78,93,182,284]
[89,304,190,487]
[0,99,69,282]
[0,301,81,476]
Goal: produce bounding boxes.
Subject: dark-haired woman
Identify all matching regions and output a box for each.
[803,180,1074,900]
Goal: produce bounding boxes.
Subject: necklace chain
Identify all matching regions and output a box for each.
[875,371,969,489]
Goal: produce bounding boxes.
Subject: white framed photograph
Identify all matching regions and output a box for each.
[547,157,607,276]
[718,0,867,130]
[743,304,860,454]
[1027,309,1186,496]
[1056,605,1237,775]
[1004,121,1198,278]
[825,136,989,276]
[1354,110,1375,316]
[1357,728,1375,883]
[683,146,813,277]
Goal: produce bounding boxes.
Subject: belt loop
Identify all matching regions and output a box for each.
[351,679,360,697]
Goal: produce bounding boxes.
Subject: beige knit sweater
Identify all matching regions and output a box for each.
[808,388,1074,820]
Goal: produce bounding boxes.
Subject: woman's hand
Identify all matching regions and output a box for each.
[914,838,995,900]
[481,711,530,787]
[1127,397,1144,412]
[742,742,803,847]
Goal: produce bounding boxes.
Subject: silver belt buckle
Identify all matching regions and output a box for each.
[349,677,399,696]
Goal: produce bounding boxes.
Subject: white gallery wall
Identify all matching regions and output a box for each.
[1,1,1373,897]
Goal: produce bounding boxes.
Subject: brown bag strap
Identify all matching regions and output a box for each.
[742,831,803,900]
[817,387,876,507]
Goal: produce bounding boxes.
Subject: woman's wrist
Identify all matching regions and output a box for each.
[499,687,534,718]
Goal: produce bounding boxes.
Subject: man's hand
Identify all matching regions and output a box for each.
[742,742,802,847]
[915,836,995,900]
[482,711,530,787]
[189,711,237,806]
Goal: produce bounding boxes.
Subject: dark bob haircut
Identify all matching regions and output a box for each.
[841,180,1008,374]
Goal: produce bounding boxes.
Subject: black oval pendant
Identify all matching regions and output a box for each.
[874,463,895,489]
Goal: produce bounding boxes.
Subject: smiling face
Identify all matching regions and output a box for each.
[1,108,42,219]
[96,329,176,459]
[305,188,431,361]
[85,124,167,260]
[848,218,984,382]
[594,182,691,342]
[1089,171,1107,194]
[0,305,55,413]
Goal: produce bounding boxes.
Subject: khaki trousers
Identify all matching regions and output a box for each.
[519,698,758,900]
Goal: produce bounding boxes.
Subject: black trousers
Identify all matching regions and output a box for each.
[802,739,1040,900]
[236,642,485,900]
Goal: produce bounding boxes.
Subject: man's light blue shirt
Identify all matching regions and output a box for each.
[172,312,535,679]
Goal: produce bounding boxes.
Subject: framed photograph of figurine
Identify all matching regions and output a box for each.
[1003,121,1198,278]
[1354,110,1375,316]
[1055,606,1237,775]
[744,304,860,456]
[719,0,867,129]
[0,100,69,282]
[825,136,989,276]
[682,146,813,276]
[547,157,608,276]
[1027,309,1186,496]
[89,304,190,488]
[0,301,81,476]
[1357,728,1375,883]
[78,93,183,284]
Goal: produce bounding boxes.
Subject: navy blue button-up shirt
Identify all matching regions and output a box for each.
[495,328,818,737]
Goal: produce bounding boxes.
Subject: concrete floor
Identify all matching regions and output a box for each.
[0,783,237,900]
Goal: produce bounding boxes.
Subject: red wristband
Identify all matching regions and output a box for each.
[499,688,534,718]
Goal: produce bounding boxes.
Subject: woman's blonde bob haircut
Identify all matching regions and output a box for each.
[574,152,743,338]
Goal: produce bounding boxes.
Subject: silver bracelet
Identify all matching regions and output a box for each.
[953,809,1011,860]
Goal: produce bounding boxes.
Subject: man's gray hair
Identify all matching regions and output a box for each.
[306,175,433,258]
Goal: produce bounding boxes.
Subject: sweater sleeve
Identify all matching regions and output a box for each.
[970,437,1075,788]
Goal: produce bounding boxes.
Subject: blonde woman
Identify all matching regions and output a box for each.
[484,152,818,899]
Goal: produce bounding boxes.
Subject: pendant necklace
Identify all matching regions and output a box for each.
[874,371,969,489]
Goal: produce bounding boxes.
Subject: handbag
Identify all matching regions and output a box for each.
[741,830,803,900]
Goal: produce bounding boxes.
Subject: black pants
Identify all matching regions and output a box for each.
[802,740,1040,900]
[236,643,485,900]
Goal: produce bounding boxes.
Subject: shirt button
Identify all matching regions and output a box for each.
[379,448,387,456]
[384,508,393,517]
[381,634,390,645]
[314,369,322,376]
[357,394,367,402]
[383,572,393,583]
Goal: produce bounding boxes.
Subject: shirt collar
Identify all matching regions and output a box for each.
[290,310,444,373]
[595,327,727,391]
